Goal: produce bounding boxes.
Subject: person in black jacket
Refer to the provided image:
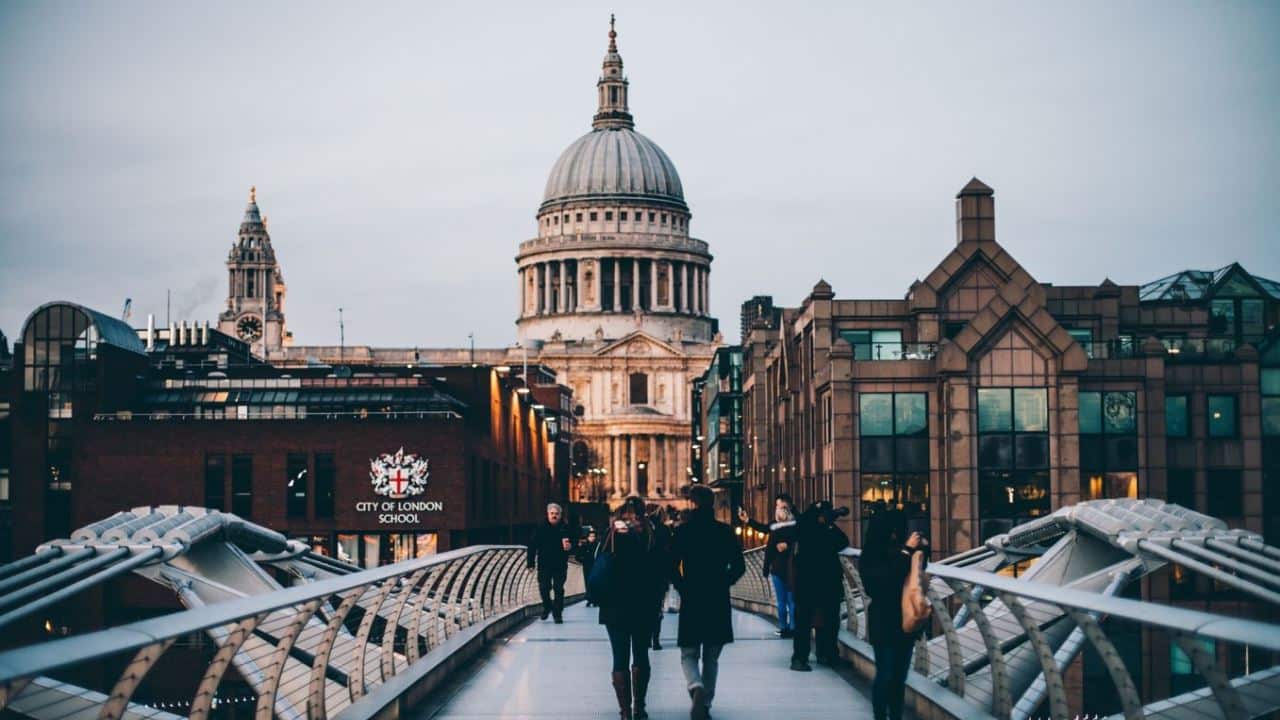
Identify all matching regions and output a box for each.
[527,503,575,623]
[648,505,673,650]
[739,498,798,638]
[790,500,850,671]
[576,528,601,607]
[599,497,667,719]
[859,509,926,720]
[672,485,746,720]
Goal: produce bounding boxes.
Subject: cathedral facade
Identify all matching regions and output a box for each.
[246,20,721,509]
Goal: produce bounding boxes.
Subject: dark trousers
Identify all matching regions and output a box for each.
[606,623,651,672]
[791,599,839,663]
[538,567,566,618]
[871,637,914,720]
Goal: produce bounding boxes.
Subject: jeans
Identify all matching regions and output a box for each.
[770,574,795,630]
[538,567,566,619]
[680,643,724,706]
[607,623,651,672]
[871,638,915,720]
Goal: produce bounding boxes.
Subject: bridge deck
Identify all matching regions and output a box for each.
[416,602,873,719]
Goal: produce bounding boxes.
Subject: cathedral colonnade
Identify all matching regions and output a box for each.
[588,433,686,500]
[518,255,710,317]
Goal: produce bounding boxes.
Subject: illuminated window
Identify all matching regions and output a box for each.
[1207,395,1236,437]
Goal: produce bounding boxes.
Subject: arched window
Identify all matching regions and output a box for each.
[630,372,648,405]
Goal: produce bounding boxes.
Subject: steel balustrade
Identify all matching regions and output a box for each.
[731,546,1280,720]
[0,546,584,720]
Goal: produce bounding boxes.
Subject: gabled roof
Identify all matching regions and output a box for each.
[1139,263,1280,302]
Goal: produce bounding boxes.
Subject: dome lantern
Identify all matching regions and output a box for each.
[593,15,633,130]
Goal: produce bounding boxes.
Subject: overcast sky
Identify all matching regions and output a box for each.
[2,1,1277,348]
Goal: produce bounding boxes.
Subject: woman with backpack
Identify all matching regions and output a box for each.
[591,497,668,719]
[859,509,927,720]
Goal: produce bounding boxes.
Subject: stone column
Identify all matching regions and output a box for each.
[559,261,568,313]
[611,437,621,497]
[650,259,659,310]
[692,267,701,315]
[542,263,552,315]
[648,435,657,496]
[632,260,640,311]
[593,257,603,310]
[703,269,710,314]
[670,260,680,311]
[682,263,690,313]
[613,259,621,312]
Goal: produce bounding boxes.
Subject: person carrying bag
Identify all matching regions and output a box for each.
[859,510,928,720]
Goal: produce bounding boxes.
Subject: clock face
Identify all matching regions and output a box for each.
[237,315,263,342]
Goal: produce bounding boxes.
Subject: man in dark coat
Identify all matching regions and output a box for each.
[671,485,746,720]
[527,502,575,622]
[790,500,850,671]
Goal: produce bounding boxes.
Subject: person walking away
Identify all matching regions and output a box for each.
[599,497,667,719]
[790,501,850,671]
[860,509,927,720]
[527,503,575,623]
[576,529,601,607]
[672,485,746,720]
[648,504,673,650]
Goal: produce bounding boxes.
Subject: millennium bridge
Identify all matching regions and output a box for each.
[0,499,1278,719]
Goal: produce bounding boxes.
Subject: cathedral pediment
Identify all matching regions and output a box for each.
[593,331,684,358]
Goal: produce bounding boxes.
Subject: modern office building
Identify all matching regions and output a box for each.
[690,346,744,523]
[4,302,570,563]
[739,178,1280,561]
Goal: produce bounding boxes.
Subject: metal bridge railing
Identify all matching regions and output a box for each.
[730,546,1280,720]
[0,545,582,720]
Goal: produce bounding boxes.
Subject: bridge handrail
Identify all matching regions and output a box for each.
[836,548,1280,652]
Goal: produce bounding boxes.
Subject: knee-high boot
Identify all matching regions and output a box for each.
[631,665,650,719]
[611,671,632,719]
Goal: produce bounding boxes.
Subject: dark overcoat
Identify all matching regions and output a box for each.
[671,514,747,647]
[597,525,667,633]
[792,519,849,607]
[860,546,919,645]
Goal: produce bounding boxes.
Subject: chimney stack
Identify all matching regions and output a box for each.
[956,177,995,245]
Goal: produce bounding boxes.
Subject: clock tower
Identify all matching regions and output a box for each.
[218,186,289,355]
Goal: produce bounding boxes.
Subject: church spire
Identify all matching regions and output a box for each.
[592,14,634,130]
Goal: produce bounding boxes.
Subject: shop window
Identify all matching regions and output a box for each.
[231,455,253,518]
[204,455,226,510]
[1166,395,1189,438]
[859,393,929,531]
[1207,395,1237,437]
[286,453,308,519]
[1206,470,1242,517]
[315,453,335,518]
[978,388,1050,536]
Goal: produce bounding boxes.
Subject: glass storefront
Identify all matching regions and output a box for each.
[332,531,439,568]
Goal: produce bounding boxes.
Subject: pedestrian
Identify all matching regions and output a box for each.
[648,504,673,650]
[672,485,746,720]
[790,500,850,671]
[576,528,601,607]
[527,502,575,623]
[860,509,927,720]
[598,497,667,720]
[738,494,797,637]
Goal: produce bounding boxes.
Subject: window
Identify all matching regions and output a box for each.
[1210,299,1235,335]
[589,211,598,221]
[978,388,1050,538]
[661,213,668,224]
[575,213,583,222]
[620,211,628,221]
[1207,470,1242,517]
[553,215,559,224]
[859,393,929,531]
[840,329,904,360]
[0,468,9,503]
[1171,637,1216,695]
[1207,395,1236,437]
[649,212,655,222]
[204,455,225,510]
[1168,468,1195,509]
[1263,369,1280,437]
[231,455,253,518]
[286,453,308,519]
[1068,328,1094,358]
[605,211,613,221]
[630,372,648,405]
[1079,391,1138,499]
[1166,395,1189,438]
[563,214,569,224]
[1161,334,1187,354]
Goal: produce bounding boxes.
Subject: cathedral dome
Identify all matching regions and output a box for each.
[541,128,685,212]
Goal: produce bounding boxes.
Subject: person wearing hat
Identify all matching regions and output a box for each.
[790,500,850,671]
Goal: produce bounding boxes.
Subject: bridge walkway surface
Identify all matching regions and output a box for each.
[414,602,874,719]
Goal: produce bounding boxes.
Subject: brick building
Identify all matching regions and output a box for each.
[738,179,1280,559]
[5,302,571,564]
